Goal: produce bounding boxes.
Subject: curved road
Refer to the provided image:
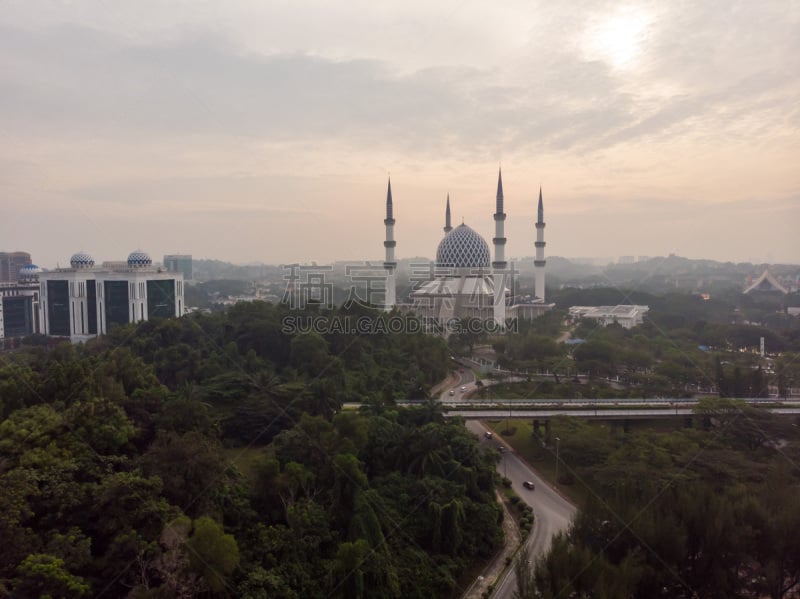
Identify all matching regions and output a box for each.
[466,421,576,599]
[440,365,476,401]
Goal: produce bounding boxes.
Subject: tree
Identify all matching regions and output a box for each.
[513,545,536,599]
[289,332,331,376]
[330,539,369,599]
[13,553,90,598]
[404,425,451,476]
[715,356,728,397]
[750,466,800,599]
[751,366,768,398]
[90,471,177,550]
[0,469,39,579]
[185,516,240,594]
[156,396,217,436]
[141,431,230,517]
[151,516,204,598]
[64,396,137,455]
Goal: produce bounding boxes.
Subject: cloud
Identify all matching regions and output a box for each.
[5,17,795,162]
[0,3,797,265]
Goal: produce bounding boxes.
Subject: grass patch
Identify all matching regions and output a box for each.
[222,445,267,483]
[485,418,588,506]
[486,415,703,507]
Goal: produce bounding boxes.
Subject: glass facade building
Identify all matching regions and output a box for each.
[104,280,129,329]
[46,280,70,336]
[1,296,34,337]
[38,250,184,342]
[147,279,176,319]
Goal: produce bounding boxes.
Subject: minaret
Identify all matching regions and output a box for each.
[534,187,546,301]
[492,168,507,326]
[383,178,397,311]
[444,194,453,235]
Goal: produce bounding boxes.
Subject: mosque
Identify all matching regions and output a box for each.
[382,169,554,331]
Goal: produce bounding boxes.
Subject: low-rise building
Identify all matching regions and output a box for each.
[0,264,43,342]
[568,305,649,329]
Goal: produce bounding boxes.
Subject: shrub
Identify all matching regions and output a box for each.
[557,472,575,485]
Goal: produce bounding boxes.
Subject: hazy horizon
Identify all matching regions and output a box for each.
[2,2,798,267]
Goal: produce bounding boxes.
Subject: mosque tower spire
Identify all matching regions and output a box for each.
[444,194,453,234]
[383,178,397,310]
[534,187,547,301]
[492,168,507,327]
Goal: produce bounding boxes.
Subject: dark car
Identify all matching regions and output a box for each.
[523,481,535,490]
[485,431,493,439]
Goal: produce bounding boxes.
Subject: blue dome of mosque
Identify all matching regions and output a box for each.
[127,250,152,268]
[18,264,42,281]
[436,223,491,269]
[70,251,95,269]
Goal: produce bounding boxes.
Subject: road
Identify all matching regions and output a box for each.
[449,407,800,419]
[440,365,476,401]
[465,421,576,599]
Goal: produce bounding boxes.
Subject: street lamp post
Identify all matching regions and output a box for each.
[555,436,561,484]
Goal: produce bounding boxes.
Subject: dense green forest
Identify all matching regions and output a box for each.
[0,303,503,597]
[514,403,800,599]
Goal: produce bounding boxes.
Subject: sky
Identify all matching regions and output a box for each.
[1,0,799,268]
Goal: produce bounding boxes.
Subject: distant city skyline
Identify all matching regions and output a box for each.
[1,2,798,267]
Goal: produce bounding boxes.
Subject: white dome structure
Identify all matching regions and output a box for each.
[18,264,42,281]
[127,250,153,268]
[70,251,95,269]
[436,224,491,269]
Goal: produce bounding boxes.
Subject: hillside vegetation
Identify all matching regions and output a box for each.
[0,303,502,598]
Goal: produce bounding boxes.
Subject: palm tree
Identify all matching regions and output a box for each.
[405,425,451,476]
[418,398,445,424]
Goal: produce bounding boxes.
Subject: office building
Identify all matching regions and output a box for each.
[0,264,42,342]
[39,250,184,343]
[164,254,192,280]
[0,251,32,283]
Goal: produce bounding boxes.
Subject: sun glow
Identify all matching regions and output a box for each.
[583,9,652,70]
